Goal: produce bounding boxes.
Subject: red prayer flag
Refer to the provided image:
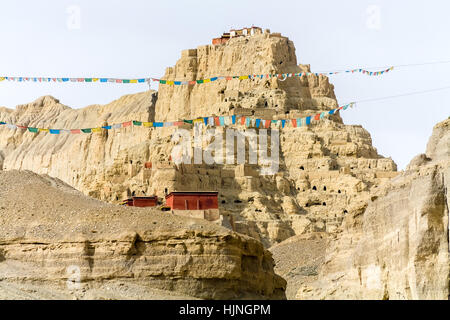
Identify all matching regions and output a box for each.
[314,114,320,121]
[240,117,246,125]
[291,119,297,127]
[71,129,81,134]
[265,120,270,128]
[214,117,220,126]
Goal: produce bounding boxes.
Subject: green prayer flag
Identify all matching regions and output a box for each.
[81,128,92,133]
[85,78,92,82]
[133,121,142,126]
[123,79,130,83]
[28,127,38,133]
[183,120,193,124]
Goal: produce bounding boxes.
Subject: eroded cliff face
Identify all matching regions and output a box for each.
[294,119,449,300]
[0,170,286,300]
[0,93,156,200]
[0,31,397,247]
[155,33,334,121]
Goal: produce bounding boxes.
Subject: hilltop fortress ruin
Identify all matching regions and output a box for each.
[0,29,399,247]
[0,28,448,301]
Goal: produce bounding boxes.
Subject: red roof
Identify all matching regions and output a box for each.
[165,191,218,199]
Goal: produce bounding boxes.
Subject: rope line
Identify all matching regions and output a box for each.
[315,59,450,74]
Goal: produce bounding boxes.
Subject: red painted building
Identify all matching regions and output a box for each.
[212,33,231,45]
[124,196,158,207]
[212,37,229,45]
[144,162,152,169]
[165,192,218,210]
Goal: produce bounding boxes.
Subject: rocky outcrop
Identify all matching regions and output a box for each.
[294,118,449,300]
[0,30,398,247]
[0,92,157,201]
[0,170,286,300]
[1,29,447,300]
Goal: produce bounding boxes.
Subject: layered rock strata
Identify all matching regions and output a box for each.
[0,31,397,247]
[292,119,449,299]
[0,170,286,299]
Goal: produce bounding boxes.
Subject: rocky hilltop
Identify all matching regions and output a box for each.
[0,30,398,248]
[0,29,448,300]
[272,118,449,299]
[0,170,286,300]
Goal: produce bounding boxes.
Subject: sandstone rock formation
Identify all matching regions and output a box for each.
[0,170,286,299]
[273,118,448,300]
[0,30,398,247]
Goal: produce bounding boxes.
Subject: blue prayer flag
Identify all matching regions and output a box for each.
[306,116,311,125]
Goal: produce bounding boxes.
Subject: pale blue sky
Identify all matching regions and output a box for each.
[0,0,449,169]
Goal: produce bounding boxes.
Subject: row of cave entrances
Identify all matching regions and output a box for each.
[304,200,349,214]
[297,185,343,194]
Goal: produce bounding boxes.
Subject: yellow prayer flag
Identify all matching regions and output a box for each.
[203,79,211,83]
[92,127,102,132]
[239,76,248,80]
[0,77,5,81]
[39,128,49,132]
[93,78,99,82]
[130,79,137,83]
[143,122,153,127]
[167,81,174,85]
